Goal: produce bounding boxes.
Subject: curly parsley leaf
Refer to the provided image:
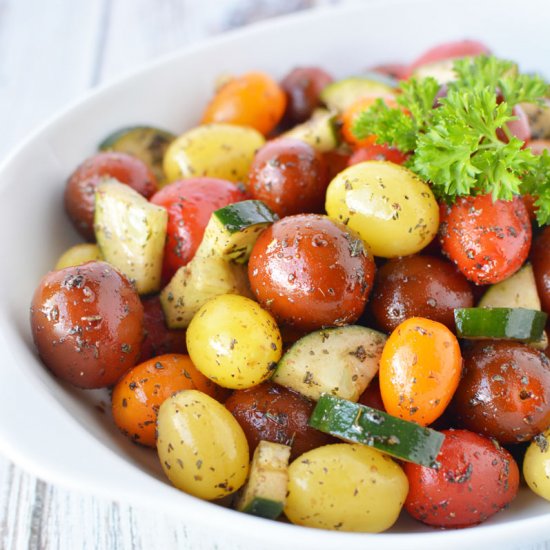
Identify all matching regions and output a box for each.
[350,55,550,224]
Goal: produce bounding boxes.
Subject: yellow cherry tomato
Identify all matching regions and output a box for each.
[163,123,265,183]
[523,429,550,501]
[157,390,249,500]
[285,443,408,533]
[379,317,462,426]
[201,72,286,136]
[325,161,439,257]
[186,294,282,389]
[55,243,102,270]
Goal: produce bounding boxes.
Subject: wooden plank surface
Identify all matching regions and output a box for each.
[0,0,549,548]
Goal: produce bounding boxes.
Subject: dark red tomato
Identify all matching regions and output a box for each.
[405,429,519,528]
[64,152,157,241]
[348,144,408,166]
[369,63,410,80]
[370,255,473,332]
[532,226,550,314]
[30,261,143,389]
[280,67,333,125]
[150,177,247,281]
[248,138,329,217]
[248,214,375,331]
[139,295,187,361]
[323,149,351,181]
[408,39,490,73]
[451,341,550,444]
[439,194,531,285]
[224,382,333,460]
[357,377,385,411]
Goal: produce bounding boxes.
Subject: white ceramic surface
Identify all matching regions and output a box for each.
[1,0,549,548]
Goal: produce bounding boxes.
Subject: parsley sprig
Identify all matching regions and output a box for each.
[352,56,550,224]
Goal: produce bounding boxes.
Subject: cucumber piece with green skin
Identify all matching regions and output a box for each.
[99,126,175,185]
[319,77,394,112]
[273,325,386,402]
[160,200,275,328]
[478,263,541,310]
[282,108,339,152]
[94,179,167,295]
[454,307,547,342]
[237,441,291,519]
[203,200,277,263]
[309,394,444,468]
[477,264,548,349]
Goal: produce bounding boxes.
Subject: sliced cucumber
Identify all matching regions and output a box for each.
[478,263,541,310]
[282,108,339,152]
[99,126,175,185]
[272,326,386,402]
[309,394,444,468]
[320,77,394,112]
[411,59,457,83]
[160,254,251,329]
[160,200,275,328]
[202,200,277,263]
[94,179,167,294]
[454,307,547,342]
[236,441,291,519]
[361,71,399,89]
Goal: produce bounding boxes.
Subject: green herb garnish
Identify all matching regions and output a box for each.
[352,55,550,224]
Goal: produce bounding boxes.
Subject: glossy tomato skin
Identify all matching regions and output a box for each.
[404,429,519,528]
[451,341,550,444]
[357,377,386,412]
[439,194,531,285]
[224,381,333,460]
[348,144,408,166]
[248,214,375,332]
[30,261,143,388]
[64,152,158,241]
[379,317,462,426]
[150,177,247,281]
[280,66,333,125]
[370,255,473,332]
[139,295,187,361]
[201,72,286,136]
[248,138,329,217]
[112,354,228,447]
[532,226,550,314]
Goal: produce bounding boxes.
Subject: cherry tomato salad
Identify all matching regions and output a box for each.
[30,39,550,534]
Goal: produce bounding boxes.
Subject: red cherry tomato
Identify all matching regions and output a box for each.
[248,214,375,332]
[369,64,409,81]
[150,177,247,281]
[139,295,187,362]
[30,261,144,389]
[348,144,408,166]
[64,152,158,241]
[408,39,490,74]
[404,429,519,528]
[280,66,333,125]
[439,194,531,284]
[248,138,329,217]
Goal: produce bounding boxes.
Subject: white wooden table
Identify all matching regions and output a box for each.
[1,0,549,548]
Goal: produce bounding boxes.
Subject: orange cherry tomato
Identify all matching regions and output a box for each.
[201,72,286,136]
[112,354,229,447]
[379,317,462,426]
[341,96,397,148]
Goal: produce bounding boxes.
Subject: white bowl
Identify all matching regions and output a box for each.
[1,0,549,548]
